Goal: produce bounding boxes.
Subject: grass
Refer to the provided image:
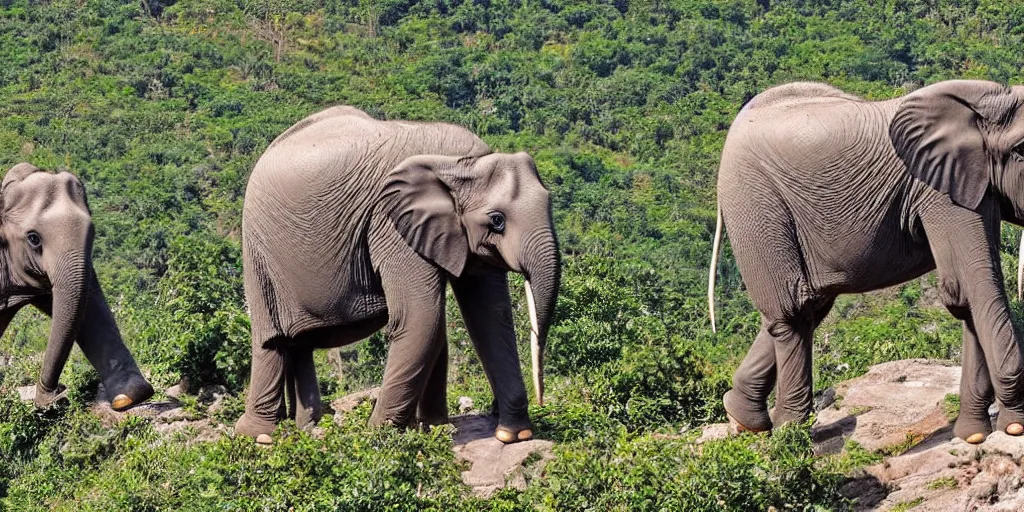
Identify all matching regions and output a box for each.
[891,496,925,511]
[925,476,957,491]
[943,394,961,422]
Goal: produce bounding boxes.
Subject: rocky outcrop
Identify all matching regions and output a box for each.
[812,359,961,456]
[450,414,554,497]
[701,359,1024,511]
[815,360,1024,511]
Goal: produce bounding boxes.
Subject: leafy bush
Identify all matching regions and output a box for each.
[129,232,250,391]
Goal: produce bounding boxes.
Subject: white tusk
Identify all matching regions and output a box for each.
[525,280,544,406]
[1018,232,1024,301]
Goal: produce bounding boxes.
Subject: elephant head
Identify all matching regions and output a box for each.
[1,163,153,409]
[383,152,561,405]
[888,80,1024,298]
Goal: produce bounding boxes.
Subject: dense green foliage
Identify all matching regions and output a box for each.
[2,0,1024,509]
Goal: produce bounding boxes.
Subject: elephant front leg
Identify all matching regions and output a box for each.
[923,202,1024,438]
[948,308,995,444]
[416,340,449,426]
[236,337,287,444]
[369,256,448,429]
[451,268,534,443]
[32,289,153,410]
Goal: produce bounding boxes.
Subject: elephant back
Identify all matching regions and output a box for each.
[241,107,490,345]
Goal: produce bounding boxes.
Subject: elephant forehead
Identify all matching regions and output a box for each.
[5,172,87,217]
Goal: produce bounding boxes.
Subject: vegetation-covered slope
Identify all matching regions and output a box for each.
[1,0,1023,509]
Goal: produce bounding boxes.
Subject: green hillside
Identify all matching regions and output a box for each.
[1,0,1023,509]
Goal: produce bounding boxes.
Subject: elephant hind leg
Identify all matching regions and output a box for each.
[726,325,777,432]
[236,337,287,441]
[727,296,832,432]
[285,346,322,430]
[721,182,831,430]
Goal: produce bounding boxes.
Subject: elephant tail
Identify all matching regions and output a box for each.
[708,202,723,333]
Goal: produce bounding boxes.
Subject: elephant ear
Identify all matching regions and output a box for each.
[890,80,1018,210]
[382,156,468,277]
[0,163,42,219]
[2,162,41,189]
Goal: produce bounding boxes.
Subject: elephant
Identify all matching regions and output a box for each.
[707,80,1024,444]
[1,163,153,410]
[233,106,561,445]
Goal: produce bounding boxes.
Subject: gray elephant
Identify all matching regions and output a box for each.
[1,163,153,409]
[234,106,560,444]
[708,80,1024,444]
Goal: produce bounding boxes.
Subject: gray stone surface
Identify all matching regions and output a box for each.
[696,360,1024,511]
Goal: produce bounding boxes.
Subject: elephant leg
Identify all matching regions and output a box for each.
[721,184,824,431]
[769,313,819,427]
[949,307,994,443]
[32,289,153,410]
[416,339,449,426]
[369,254,447,429]
[451,268,534,443]
[922,202,1024,437]
[285,346,321,430]
[235,337,287,442]
[724,325,777,432]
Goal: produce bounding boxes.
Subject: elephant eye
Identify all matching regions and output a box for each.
[1013,141,1024,162]
[26,231,41,249]
[488,212,506,234]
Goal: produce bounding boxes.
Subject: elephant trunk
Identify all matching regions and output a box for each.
[520,229,560,407]
[38,251,90,394]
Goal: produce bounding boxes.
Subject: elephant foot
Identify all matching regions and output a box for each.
[235,412,278,443]
[494,414,535,444]
[768,406,809,428]
[995,406,1024,437]
[33,382,68,409]
[495,425,533,444]
[965,433,987,444]
[954,414,992,444]
[726,411,767,435]
[723,390,772,433]
[107,374,155,411]
[416,414,449,427]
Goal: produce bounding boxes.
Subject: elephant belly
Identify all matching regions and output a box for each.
[243,223,389,346]
[291,314,390,349]
[803,221,936,295]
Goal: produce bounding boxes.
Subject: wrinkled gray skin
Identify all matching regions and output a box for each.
[0,163,153,409]
[235,107,560,443]
[708,80,1024,443]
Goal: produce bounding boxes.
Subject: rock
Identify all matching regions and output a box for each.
[805,360,1024,511]
[198,385,228,403]
[330,387,380,424]
[326,389,553,496]
[812,359,961,455]
[90,398,183,425]
[17,385,35,402]
[695,422,731,444]
[451,414,554,497]
[814,387,836,412]
[165,383,186,399]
